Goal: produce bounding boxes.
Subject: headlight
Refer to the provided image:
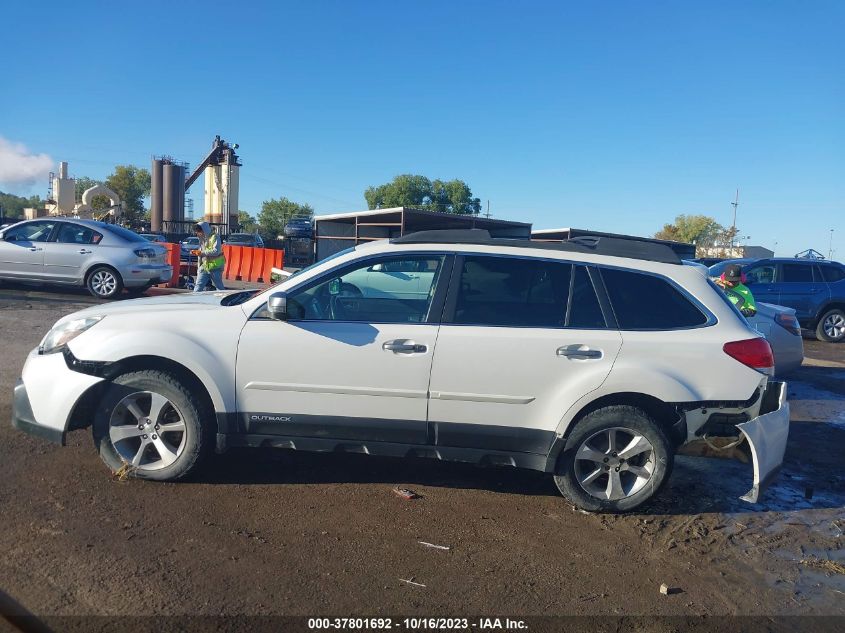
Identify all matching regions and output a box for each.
[39,316,104,354]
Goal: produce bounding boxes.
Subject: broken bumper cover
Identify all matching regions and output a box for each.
[12,379,66,445]
[736,381,789,504]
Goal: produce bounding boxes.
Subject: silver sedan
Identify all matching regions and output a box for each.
[0,218,172,299]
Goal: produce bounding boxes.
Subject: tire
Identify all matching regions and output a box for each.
[553,405,673,513]
[92,370,212,481]
[815,308,845,342]
[86,266,124,300]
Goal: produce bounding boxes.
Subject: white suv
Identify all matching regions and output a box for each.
[12,230,789,512]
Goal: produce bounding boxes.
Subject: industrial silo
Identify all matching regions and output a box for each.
[162,164,176,228]
[150,159,164,232]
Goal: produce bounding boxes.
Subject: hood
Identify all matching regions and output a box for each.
[53,290,243,325]
[195,221,211,236]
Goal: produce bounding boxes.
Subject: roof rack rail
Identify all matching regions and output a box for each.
[391,229,681,264]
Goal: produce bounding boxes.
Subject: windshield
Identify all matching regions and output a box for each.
[104,225,146,243]
[226,234,253,243]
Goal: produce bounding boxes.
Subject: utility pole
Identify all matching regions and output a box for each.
[486,200,490,219]
[730,188,739,254]
[830,229,835,260]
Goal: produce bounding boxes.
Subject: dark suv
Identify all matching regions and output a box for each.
[709,258,845,342]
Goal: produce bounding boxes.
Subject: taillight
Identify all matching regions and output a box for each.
[723,338,774,371]
[774,313,801,336]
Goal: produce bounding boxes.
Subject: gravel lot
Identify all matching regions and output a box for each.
[1,283,843,625]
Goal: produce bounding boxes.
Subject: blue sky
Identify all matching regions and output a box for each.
[1,1,842,257]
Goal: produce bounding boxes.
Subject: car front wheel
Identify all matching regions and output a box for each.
[816,308,845,342]
[93,371,211,481]
[553,405,673,513]
[86,266,123,299]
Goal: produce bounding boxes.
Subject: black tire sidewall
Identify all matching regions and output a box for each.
[93,371,208,481]
[86,266,124,299]
[554,406,673,513]
[816,308,845,342]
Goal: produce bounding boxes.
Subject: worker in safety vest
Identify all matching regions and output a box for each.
[715,263,756,317]
[191,221,226,292]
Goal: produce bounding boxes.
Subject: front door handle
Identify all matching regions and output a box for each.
[28,247,43,252]
[557,345,603,359]
[383,340,427,354]
[78,249,92,254]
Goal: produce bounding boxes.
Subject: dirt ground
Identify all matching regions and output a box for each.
[0,284,843,626]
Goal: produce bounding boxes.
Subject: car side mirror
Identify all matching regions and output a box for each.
[267,292,289,320]
[368,263,384,272]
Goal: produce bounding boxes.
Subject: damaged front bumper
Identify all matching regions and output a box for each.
[736,380,789,503]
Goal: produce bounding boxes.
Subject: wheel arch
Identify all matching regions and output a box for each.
[67,355,229,434]
[544,391,682,472]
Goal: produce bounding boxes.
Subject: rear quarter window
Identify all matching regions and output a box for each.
[819,265,845,283]
[601,268,709,330]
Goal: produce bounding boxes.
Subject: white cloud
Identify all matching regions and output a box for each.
[0,136,53,188]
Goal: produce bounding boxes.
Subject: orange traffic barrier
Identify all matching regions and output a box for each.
[161,243,181,288]
[225,245,244,281]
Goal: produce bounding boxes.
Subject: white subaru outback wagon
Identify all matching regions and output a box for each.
[12,230,789,512]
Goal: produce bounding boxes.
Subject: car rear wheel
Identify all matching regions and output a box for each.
[93,371,212,481]
[553,405,673,513]
[86,266,123,299]
[816,308,845,342]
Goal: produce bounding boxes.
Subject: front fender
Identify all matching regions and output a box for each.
[68,330,236,415]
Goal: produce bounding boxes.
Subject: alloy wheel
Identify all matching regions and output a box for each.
[108,391,187,470]
[91,270,117,297]
[573,426,656,501]
[823,313,845,340]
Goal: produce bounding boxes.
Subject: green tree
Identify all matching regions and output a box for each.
[237,210,259,233]
[654,214,724,249]
[105,165,151,223]
[0,191,42,218]
[258,197,314,239]
[431,179,482,215]
[365,174,432,209]
[365,174,481,214]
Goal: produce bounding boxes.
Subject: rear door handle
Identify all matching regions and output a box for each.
[28,247,43,252]
[557,345,603,359]
[383,340,427,354]
[78,249,92,254]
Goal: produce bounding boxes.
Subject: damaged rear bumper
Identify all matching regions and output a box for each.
[736,380,789,503]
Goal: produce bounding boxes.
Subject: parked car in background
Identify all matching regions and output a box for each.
[709,258,845,342]
[180,236,200,260]
[224,233,264,248]
[0,218,171,299]
[694,257,726,267]
[684,261,803,374]
[748,303,804,375]
[140,234,167,243]
[13,230,788,513]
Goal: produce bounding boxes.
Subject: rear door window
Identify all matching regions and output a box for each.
[56,224,100,244]
[781,263,815,283]
[451,256,571,328]
[601,268,709,330]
